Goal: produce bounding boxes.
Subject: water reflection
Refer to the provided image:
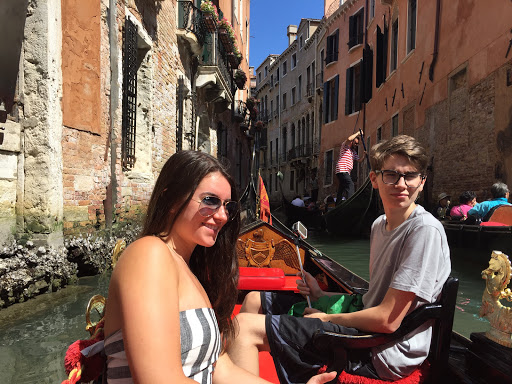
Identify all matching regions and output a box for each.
[0,274,110,383]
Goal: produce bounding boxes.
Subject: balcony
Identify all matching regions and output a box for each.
[259,109,270,123]
[177,1,207,56]
[316,71,323,91]
[178,1,233,108]
[306,83,314,102]
[233,100,247,122]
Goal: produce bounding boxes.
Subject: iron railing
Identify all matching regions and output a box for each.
[306,83,314,99]
[316,71,323,90]
[234,100,247,121]
[177,1,207,46]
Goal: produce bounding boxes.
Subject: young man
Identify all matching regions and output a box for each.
[228,135,451,383]
[335,131,365,203]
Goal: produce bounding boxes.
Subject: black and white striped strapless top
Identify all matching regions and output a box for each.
[104,307,221,383]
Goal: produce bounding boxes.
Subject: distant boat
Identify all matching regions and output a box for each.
[442,205,512,256]
[323,176,380,236]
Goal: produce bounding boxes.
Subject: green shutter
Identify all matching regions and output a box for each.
[334,75,339,120]
[345,67,353,115]
[323,81,329,123]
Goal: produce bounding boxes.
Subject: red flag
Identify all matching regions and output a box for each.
[259,175,272,224]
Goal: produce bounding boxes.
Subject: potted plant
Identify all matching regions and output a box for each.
[200,0,219,33]
[218,17,235,52]
[254,120,264,131]
[234,69,247,89]
[228,45,242,68]
[246,96,258,110]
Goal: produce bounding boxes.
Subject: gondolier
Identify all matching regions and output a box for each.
[335,131,365,204]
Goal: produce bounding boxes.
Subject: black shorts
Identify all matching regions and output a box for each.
[261,292,380,384]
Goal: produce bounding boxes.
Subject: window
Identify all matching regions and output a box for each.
[290,170,295,191]
[390,18,399,72]
[300,35,304,49]
[370,0,375,20]
[275,96,279,116]
[326,30,339,64]
[348,8,364,49]
[270,100,273,118]
[376,126,382,142]
[264,65,268,77]
[270,74,274,87]
[323,75,339,123]
[282,93,287,110]
[291,53,297,69]
[282,61,288,76]
[276,67,280,82]
[376,24,388,87]
[392,114,399,136]
[291,87,296,105]
[345,62,362,115]
[269,171,272,192]
[324,150,333,185]
[298,75,302,101]
[407,0,417,53]
[258,72,262,84]
[270,141,273,164]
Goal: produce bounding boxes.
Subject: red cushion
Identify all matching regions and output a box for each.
[480,221,508,227]
[238,267,285,290]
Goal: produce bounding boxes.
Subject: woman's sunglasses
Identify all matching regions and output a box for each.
[193,196,239,220]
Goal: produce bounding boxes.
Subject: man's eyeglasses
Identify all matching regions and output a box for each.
[193,196,239,220]
[375,170,425,188]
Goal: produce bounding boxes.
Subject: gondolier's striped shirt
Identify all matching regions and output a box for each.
[104,307,221,383]
[335,141,359,174]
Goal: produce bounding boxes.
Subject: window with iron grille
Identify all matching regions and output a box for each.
[122,17,138,169]
[407,0,417,53]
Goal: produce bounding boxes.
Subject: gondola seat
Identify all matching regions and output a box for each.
[312,277,459,384]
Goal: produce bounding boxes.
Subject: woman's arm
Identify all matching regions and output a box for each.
[110,237,196,383]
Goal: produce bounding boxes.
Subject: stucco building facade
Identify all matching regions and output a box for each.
[317,0,512,209]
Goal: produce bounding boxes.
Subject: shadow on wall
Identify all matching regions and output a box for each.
[0,0,28,120]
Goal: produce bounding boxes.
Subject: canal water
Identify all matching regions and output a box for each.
[0,232,492,383]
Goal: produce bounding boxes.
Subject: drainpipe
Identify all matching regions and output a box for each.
[429,0,441,82]
[106,0,119,232]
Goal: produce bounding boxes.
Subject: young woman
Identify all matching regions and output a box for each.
[103,150,335,384]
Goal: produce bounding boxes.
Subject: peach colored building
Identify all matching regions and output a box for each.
[318,0,512,209]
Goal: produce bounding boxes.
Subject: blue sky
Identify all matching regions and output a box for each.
[249,0,324,69]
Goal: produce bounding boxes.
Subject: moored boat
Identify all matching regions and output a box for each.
[442,205,512,257]
[322,176,380,237]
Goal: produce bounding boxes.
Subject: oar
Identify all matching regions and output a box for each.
[292,221,312,308]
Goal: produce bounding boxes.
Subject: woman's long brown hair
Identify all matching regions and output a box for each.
[140,150,240,348]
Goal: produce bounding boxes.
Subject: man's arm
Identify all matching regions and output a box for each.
[305,287,416,333]
[347,131,362,143]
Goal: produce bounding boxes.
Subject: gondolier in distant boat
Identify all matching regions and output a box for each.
[335,131,366,205]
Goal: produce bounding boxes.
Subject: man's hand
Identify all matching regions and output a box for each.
[296,271,324,302]
[304,308,330,322]
[306,371,337,384]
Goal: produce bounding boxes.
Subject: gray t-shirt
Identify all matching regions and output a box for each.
[363,205,451,380]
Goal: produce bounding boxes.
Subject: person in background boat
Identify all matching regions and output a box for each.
[335,131,366,204]
[449,191,477,221]
[308,169,319,203]
[102,150,335,384]
[432,192,451,220]
[467,182,511,221]
[291,195,306,207]
[228,135,451,383]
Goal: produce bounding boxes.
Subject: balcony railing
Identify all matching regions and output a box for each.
[177,1,207,46]
[316,71,323,90]
[259,109,270,123]
[313,138,320,155]
[288,144,313,161]
[279,153,287,163]
[233,100,247,122]
[201,33,233,91]
[306,83,314,100]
